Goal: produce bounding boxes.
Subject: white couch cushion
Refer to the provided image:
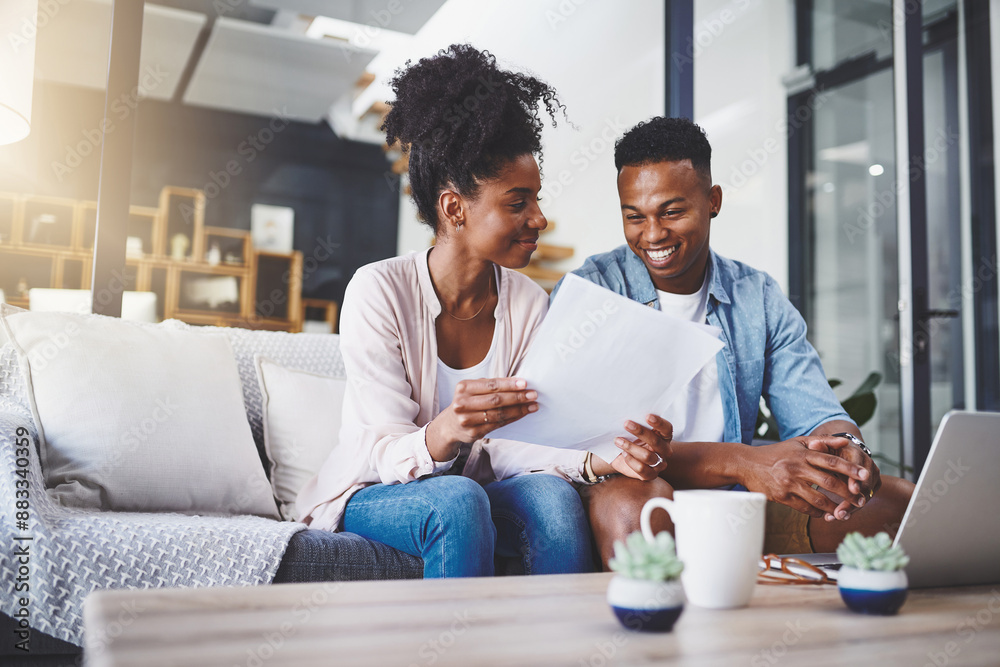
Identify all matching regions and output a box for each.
[0,309,279,517]
[255,356,344,520]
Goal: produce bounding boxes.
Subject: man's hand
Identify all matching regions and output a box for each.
[741,436,871,520]
[592,415,673,481]
[806,436,882,520]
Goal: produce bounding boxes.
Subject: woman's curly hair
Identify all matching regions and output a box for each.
[381,44,566,231]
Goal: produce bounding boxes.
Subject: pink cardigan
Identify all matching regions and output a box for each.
[296,249,587,531]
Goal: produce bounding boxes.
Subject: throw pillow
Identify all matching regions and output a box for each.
[0,309,279,518]
[255,356,344,520]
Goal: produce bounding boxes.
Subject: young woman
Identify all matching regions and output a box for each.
[295,45,636,577]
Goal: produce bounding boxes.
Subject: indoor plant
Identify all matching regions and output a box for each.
[606,530,685,632]
[836,531,910,615]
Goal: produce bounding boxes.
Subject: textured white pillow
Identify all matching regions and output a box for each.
[1,310,279,518]
[255,356,344,520]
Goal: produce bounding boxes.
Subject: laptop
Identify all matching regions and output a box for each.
[771,410,1000,588]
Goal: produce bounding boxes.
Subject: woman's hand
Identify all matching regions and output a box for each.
[425,377,538,461]
[591,415,673,481]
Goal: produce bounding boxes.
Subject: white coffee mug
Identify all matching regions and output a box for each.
[641,490,766,609]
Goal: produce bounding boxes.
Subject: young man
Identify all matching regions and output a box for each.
[558,117,914,567]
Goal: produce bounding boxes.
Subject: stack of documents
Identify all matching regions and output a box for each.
[491,274,724,462]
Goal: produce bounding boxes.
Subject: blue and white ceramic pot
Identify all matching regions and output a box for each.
[607,575,685,632]
[838,567,908,615]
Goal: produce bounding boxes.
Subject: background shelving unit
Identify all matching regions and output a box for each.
[0,187,307,332]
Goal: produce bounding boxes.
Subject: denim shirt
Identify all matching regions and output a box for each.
[553,245,852,445]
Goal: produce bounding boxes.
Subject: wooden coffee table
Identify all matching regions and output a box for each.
[83,573,1000,666]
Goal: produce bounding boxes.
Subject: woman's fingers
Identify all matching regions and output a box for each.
[610,451,660,481]
[457,403,536,429]
[613,437,668,482]
[644,414,675,441]
[452,378,538,412]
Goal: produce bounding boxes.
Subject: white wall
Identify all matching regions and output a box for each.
[694,0,794,290]
[365,0,665,265]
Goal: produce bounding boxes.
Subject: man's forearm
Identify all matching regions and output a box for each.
[810,419,862,439]
[659,440,753,489]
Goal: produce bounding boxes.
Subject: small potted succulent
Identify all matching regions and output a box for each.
[607,530,685,632]
[836,531,910,615]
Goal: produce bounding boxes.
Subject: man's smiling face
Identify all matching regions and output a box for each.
[617,159,722,295]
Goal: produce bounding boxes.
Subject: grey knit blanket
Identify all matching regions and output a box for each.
[0,312,351,646]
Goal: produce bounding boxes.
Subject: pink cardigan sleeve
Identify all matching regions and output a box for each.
[338,267,455,485]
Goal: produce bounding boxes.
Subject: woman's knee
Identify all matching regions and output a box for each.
[489,474,593,574]
[423,476,492,531]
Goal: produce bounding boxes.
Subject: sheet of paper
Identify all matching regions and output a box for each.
[490,274,725,462]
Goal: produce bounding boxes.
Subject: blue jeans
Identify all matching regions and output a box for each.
[342,474,594,578]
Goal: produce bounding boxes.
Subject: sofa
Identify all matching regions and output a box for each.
[0,304,423,653]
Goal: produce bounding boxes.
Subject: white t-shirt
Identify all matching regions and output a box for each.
[656,278,725,443]
[436,324,499,411]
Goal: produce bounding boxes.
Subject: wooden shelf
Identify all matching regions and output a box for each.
[0,187,306,332]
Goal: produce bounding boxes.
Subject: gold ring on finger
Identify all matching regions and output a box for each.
[483,411,488,424]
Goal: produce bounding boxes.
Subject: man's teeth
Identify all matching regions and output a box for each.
[647,247,677,261]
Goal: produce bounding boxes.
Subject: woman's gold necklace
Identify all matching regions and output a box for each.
[444,271,493,321]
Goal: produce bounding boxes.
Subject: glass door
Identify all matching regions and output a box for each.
[790,0,967,479]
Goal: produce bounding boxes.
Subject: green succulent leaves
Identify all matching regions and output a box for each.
[609,531,685,581]
[837,531,910,571]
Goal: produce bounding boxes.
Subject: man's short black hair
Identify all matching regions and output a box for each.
[614,116,713,183]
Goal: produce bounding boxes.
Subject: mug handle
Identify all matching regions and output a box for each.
[640,497,675,543]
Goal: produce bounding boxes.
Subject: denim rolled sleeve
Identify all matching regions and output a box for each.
[560,245,852,446]
[761,275,853,441]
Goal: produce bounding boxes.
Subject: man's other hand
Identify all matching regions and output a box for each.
[806,435,882,521]
[742,436,871,520]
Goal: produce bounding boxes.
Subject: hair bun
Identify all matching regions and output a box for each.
[381,44,566,230]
